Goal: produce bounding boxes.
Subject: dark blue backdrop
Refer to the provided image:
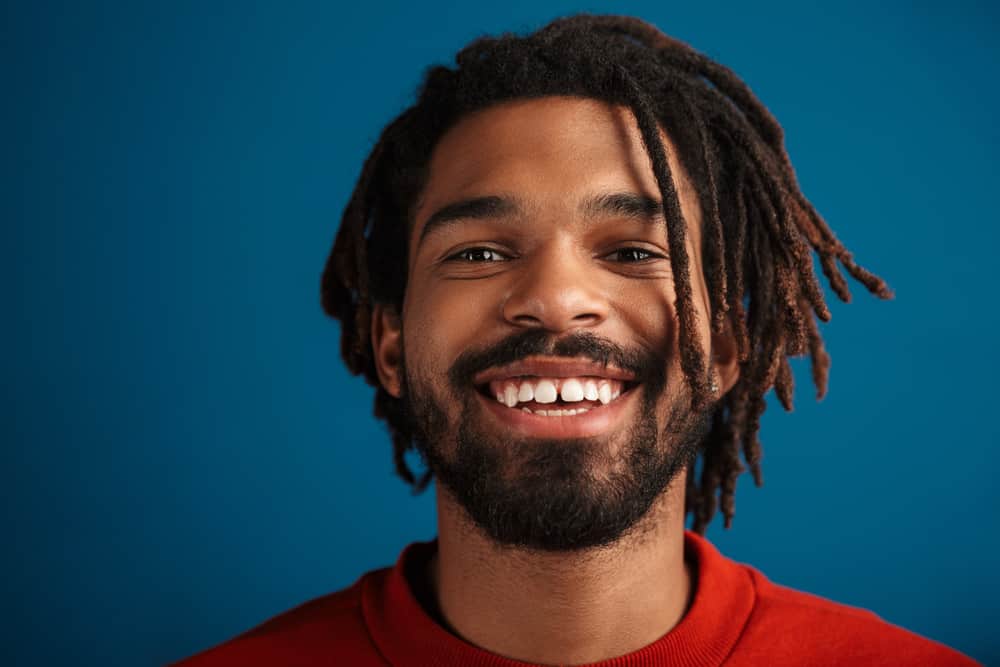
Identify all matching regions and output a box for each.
[4,1,998,665]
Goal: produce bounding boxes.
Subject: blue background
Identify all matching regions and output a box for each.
[4,1,998,665]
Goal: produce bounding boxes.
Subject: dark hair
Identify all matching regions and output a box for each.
[320,14,892,534]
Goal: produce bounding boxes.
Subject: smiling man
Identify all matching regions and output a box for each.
[176,14,978,667]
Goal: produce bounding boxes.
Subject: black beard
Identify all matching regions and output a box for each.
[402,329,711,552]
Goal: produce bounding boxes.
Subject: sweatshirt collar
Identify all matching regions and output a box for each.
[362,530,754,667]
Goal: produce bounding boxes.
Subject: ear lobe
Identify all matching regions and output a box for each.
[371,303,403,398]
[710,315,741,395]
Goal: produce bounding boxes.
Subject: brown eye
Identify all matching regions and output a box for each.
[448,247,509,262]
[606,247,663,262]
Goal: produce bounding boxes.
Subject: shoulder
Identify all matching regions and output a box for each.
[730,566,980,666]
[169,569,390,667]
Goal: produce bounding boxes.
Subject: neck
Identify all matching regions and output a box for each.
[429,473,693,665]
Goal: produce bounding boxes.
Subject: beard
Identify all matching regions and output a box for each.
[401,329,712,552]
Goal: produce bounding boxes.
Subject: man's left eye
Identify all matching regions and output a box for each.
[605,247,664,262]
[447,247,509,262]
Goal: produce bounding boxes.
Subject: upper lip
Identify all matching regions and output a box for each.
[472,357,638,386]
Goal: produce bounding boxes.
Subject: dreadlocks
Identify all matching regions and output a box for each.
[320,14,893,534]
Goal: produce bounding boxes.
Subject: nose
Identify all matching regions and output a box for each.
[501,241,610,332]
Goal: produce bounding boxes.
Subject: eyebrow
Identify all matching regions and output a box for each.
[582,192,665,222]
[417,192,665,245]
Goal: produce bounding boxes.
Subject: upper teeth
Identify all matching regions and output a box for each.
[490,377,624,408]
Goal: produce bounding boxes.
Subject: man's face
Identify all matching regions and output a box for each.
[373,96,726,551]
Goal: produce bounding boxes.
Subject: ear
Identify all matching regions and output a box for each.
[371,303,403,398]
[710,315,741,395]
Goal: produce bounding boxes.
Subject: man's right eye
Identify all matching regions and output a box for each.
[446,247,509,262]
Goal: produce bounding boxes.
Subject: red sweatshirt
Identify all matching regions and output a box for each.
[174,531,978,666]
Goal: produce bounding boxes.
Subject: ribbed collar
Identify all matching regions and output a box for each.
[362,531,755,666]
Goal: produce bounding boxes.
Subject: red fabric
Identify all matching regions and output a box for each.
[174,531,978,666]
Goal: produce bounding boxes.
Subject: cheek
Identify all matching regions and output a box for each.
[403,281,499,388]
[614,281,679,353]
[615,282,690,399]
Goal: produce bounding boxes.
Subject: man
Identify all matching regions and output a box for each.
[176,14,978,666]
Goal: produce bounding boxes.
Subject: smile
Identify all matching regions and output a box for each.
[472,357,640,438]
[486,376,630,415]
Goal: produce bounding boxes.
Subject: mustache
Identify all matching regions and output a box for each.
[448,329,668,389]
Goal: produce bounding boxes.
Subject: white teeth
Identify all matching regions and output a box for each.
[520,406,591,417]
[503,384,519,407]
[489,376,626,409]
[598,382,613,405]
[534,379,558,404]
[559,378,584,402]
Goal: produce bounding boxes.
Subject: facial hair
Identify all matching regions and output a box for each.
[401,329,712,552]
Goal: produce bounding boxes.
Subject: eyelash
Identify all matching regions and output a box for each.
[447,247,510,263]
[444,246,666,263]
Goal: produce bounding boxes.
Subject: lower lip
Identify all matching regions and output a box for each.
[476,386,639,439]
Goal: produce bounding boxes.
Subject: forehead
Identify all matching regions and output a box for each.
[411,96,700,242]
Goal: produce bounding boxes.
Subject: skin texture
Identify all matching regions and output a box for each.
[371,96,740,665]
